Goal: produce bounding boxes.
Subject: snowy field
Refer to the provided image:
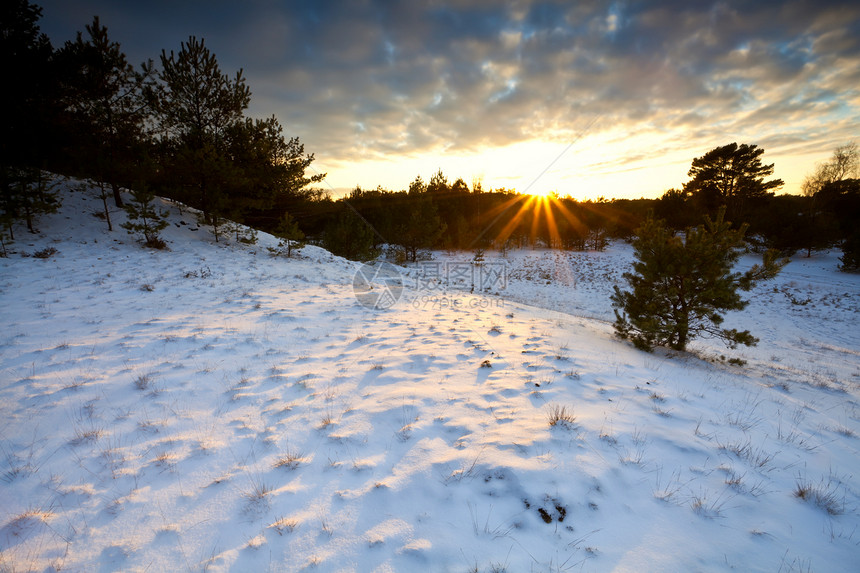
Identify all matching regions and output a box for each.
[1,179,859,572]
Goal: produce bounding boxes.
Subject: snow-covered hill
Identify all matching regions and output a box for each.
[1,178,859,572]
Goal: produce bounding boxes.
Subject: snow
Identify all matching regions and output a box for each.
[1,177,859,572]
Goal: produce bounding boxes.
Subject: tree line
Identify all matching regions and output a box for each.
[319,172,652,262]
[324,142,859,271]
[2,1,858,271]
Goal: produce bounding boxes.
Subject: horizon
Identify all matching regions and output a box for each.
[35,0,860,200]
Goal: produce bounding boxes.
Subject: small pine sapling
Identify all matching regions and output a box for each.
[8,169,61,234]
[122,185,168,248]
[472,248,485,265]
[269,212,304,257]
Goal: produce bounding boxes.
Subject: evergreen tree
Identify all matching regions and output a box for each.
[1,1,60,241]
[426,169,449,195]
[451,177,470,195]
[684,143,782,220]
[269,212,304,258]
[394,198,446,262]
[56,16,155,215]
[655,188,698,230]
[612,208,786,352]
[751,195,836,257]
[407,175,426,195]
[154,36,250,232]
[446,214,472,249]
[226,115,325,229]
[121,184,168,248]
[817,178,860,272]
[2,168,61,236]
[323,209,378,261]
[1,0,55,173]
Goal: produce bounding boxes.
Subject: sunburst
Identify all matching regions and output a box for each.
[528,188,556,200]
[471,192,571,249]
[469,187,632,251]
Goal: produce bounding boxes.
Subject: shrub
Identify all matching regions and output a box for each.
[612,208,786,351]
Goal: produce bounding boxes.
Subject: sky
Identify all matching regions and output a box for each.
[35,0,860,200]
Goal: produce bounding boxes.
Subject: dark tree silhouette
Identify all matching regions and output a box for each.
[154,36,250,235]
[1,1,59,243]
[57,16,155,226]
[684,143,782,220]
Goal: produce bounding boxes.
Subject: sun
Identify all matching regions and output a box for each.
[473,189,588,249]
[528,188,556,200]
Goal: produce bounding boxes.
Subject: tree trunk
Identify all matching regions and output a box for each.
[674,329,687,351]
[24,204,34,233]
[111,183,124,208]
[100,183,113,231]
[674,296,689,351]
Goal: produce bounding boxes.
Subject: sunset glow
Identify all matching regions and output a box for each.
[527,189,555,200]
[36,1,860,199]
[471,190,593,250]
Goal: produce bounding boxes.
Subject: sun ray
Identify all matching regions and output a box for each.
[470,193,530,248]
[541,196,562,248]
[495,195,538,247]
[469,189,614,252]
[552,197,588,238]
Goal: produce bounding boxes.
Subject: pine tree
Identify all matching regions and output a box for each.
[684,143,783,221]
[395,199,446,262]
[155,36,250,232]
[612,208,786,352]
[224,115,325,229]
[817,178,860,272]
[1,1,55,175]
[323,209,378,261]
[56,16,155,216]
[3,168,61,235]
[426,169,449,195]
[121,185,168,248]
[269,212,304,258]
[407,175,426,195]
[1,1,60,240]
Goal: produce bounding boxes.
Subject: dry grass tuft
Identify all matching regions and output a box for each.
[545,404,577,429]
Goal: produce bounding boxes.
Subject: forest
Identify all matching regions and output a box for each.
[2,1,858,269]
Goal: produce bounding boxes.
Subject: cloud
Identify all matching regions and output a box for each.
[36,0,860,194]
